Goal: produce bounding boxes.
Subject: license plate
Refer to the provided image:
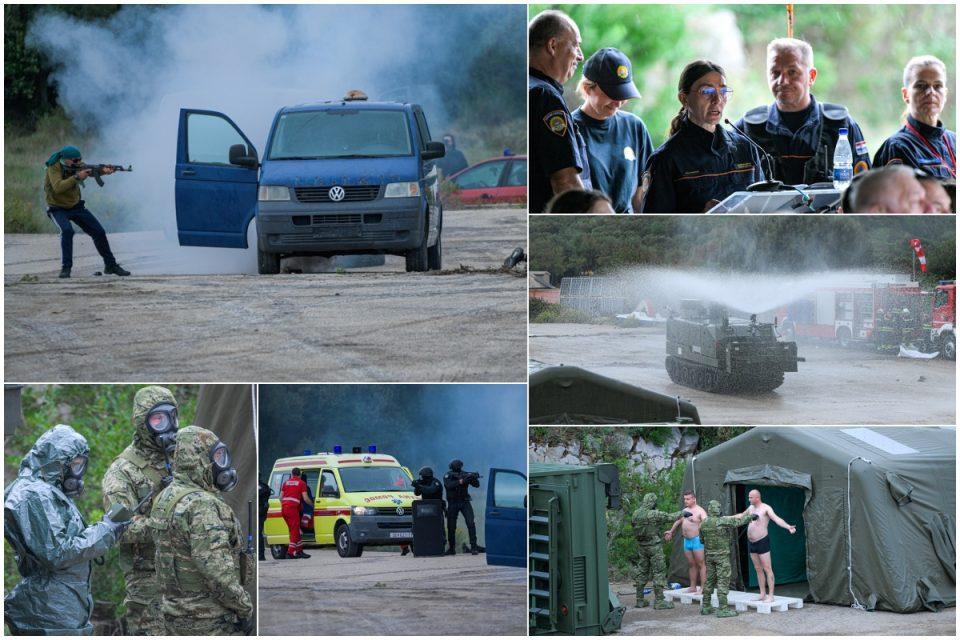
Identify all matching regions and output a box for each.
[389,531,413,539]
[316,226,361,239]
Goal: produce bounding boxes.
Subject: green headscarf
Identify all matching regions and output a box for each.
[45,146,82,167]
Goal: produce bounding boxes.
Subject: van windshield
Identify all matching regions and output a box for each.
[339,466,413,492]
[268,110,413,159]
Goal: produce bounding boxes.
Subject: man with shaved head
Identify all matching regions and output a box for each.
[528,9,591,212]
[739,489,797,603]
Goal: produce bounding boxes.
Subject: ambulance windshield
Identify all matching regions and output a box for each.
[339,466,412,492]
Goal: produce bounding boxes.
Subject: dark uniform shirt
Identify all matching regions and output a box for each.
[571,108,654,213]
[443,471,479,503]
[734,94,871,186]
[529,67,592,213]
[641,117,765,213]
[873,115,956,179]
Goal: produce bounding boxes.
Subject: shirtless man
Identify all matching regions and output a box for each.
[664,490,707,593]
[740,489,797,602]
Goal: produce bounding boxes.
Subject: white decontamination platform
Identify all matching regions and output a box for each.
[663,588,804,614]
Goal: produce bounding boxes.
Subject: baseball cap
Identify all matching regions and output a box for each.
[583,47,641,101]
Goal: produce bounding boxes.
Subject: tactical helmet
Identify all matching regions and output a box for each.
[418,466,434,479]
[449,459,464,472]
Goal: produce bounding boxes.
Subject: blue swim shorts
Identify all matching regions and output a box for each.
[683,535,704,551]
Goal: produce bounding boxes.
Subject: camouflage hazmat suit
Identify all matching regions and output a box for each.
[150,426,253,635]
[101,386,177,635]
[632,493,683,609]
[699,500,753,618]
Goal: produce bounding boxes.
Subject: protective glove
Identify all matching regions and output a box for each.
[102,510,132,538]
[682,510,693,518]
[235,616,255,634]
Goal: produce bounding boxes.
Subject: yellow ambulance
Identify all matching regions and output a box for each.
[264,446,414,557]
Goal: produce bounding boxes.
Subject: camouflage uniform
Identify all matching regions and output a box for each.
[101,386,176,635]
[150,426,253,635]
[632,493,683,609]
[699,500,752,618]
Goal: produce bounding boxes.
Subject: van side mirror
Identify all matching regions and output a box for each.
[422,141,446,161]
[229,143,259,168]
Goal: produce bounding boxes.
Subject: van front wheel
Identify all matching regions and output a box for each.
[336,523,363,558]
[405,218,429,272]
[258,248,281,275]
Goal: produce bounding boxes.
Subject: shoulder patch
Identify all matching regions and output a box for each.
[855,140,868,156]
[743,105,769,126]
[821,102,850,121]
[543,110,569,137]
[854,160,869,175]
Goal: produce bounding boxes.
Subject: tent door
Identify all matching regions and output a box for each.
[734,484,807,588]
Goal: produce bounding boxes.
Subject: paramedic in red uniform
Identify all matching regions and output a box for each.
[281,467,313,559]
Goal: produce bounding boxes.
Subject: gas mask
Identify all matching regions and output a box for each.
[210,441,238,492]
[707,500,722,517]
[61,455,88,496]
[145,403,179,455]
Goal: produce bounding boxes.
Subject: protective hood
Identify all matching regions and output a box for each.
[641,493,657,510]
[172,425,220,491]
[707,499,721,516]
[132,385,177,456]
[17,424,89,489]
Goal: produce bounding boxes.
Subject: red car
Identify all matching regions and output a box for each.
[446,155,526,206]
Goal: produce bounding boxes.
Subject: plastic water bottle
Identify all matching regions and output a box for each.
[833,127,853,191]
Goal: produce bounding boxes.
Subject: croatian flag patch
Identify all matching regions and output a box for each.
[855,140,868,156]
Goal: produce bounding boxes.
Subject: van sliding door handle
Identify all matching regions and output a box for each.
[181,169,196,176]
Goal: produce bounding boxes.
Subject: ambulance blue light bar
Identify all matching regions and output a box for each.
[303,449,312,456]
[368,445,377,453]
[333,445,343,454]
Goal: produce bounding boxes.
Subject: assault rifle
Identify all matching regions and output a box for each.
[68,163,133,187]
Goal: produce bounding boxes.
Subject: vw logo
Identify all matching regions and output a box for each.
[396,507,405,516]
[328,186,346,201]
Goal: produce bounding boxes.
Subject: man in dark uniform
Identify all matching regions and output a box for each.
[734,38,870,186]
[528,10,591,213]
[435,134,469,178]
[443,459,481,555]
[258,478,272,560]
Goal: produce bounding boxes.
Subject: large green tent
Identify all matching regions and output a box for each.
[667,427,955,613]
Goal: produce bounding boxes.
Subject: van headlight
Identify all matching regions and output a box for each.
[384,182,420,198]
[351,506,376,516]
[258,186,291,201]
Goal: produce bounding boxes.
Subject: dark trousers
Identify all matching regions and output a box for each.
[258,513,267,559]
[48,203,117,270]
[446,501,477,549]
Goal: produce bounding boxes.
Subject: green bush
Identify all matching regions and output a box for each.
[4,385,198,631]
[530,300,596,324]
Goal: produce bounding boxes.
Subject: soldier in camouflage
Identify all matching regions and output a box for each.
[699,499,756,618]
[632,493,685,609]
[150,426,254,635]
[101,386,179,635]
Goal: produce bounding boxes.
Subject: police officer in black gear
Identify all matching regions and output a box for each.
[443,459,481,555]
[528,10,592,213]
[734,38,870,186]
[258,479,272,561]
[412,466,444,501]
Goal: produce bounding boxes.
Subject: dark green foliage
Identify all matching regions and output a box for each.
[3,385,198,625]
[530,216,956,285]
[530,299,596,323]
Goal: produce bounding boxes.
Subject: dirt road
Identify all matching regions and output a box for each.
[530,323,956,425]
[5,210,526,382]
[258,548,526,635]
[611,581,954,635]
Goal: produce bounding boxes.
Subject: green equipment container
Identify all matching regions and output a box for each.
[529,462,626,635]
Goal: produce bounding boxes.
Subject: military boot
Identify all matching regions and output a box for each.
[634,595,649,608]
[59,267,71,278]
[653,599,674,610]
[699,604,716,615]
[105,263,131,276]
[716,606,738,618]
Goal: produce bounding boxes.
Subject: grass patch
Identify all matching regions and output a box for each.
[530,298,596,324]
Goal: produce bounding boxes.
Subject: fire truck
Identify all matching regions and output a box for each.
[775,277,955,359]
[930,280,955,360]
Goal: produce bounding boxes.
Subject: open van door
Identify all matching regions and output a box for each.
[175,108,259,248]
[484,467,526,567]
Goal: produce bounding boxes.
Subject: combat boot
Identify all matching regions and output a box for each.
[716,606,738,618]
[653,599,674,610]
[699,604,716,615]
[298,551,311,559]
[445,546,456,556]
[634,596,649,608]
[105,263,131,276]
[59,267,71,278]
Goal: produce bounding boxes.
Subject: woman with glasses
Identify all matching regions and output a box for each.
[640,60,764,212]
[874,55,955,180]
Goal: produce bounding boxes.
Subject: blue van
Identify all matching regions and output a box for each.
[174,93,445,273]
[484,467,526,567]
